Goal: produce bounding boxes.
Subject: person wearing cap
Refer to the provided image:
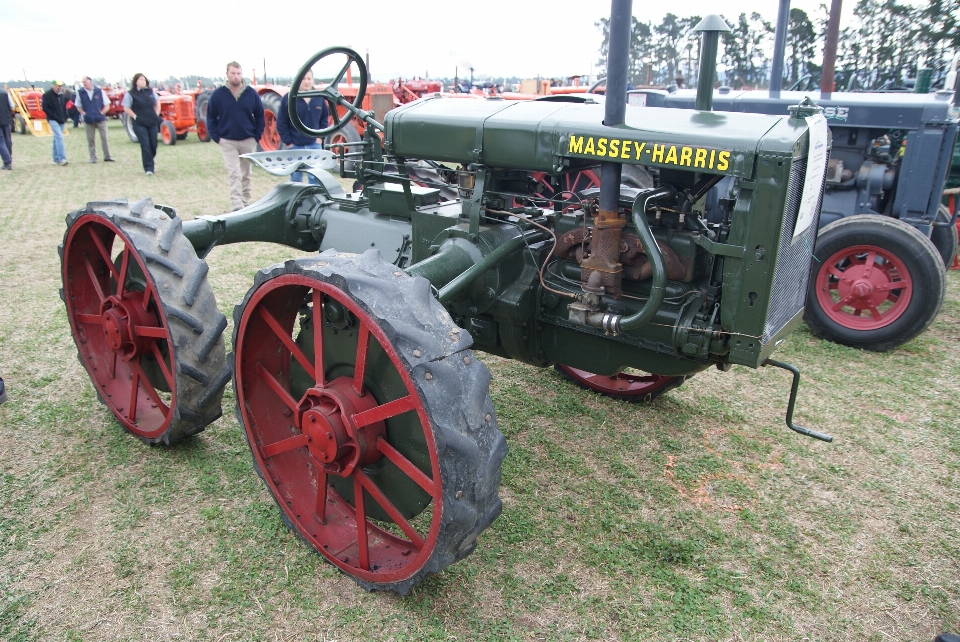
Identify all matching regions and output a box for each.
[76,76,114,163]
[41,80,69,166]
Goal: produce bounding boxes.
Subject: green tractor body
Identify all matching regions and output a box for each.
[59,8,831,594]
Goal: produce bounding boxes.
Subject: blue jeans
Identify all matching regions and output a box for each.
[0,124,11,166]
[288,142,322,184]
[50,121,66,163]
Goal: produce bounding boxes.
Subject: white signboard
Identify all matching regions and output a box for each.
[794,112,829,239]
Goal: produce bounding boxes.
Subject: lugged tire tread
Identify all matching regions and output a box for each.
[61,200,228,445]
[232,249,506,595]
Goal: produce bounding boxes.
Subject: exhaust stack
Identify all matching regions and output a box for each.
[692,15,731,111]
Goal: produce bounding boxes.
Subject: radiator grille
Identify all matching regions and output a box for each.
[762,154,826,344]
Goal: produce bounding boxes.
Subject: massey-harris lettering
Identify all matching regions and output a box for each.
[566,134,731,172]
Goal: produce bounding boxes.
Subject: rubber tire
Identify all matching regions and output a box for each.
[257,92,282,152]
[15,114,26,135]
[121,113,138,143]
[620,164,654,190]
[176,132,188,141]
[931,204,958,268]
[554,364,686,403]
[160,120,177,146]
[803,214,946,352]
[232,249,507,594]
[59,198,230,445]
[326,122,361,174]
[195,92,211,143]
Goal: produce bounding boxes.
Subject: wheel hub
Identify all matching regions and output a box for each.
[852,279,873,298]
[836,263,890,308]
[297,378,385,477]
[100,292,158,361]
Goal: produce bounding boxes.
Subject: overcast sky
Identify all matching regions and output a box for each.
[1,1,890,85]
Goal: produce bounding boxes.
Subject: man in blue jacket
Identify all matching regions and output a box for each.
[76,76,114,163]
[277,69,330,184]
[206,61,264,210]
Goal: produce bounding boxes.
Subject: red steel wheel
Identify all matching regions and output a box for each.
[60,199,230,444]
[554,364,685,403]
[814,244,912,330]
[233,250,506,593]
[160,120,176,146]
[804,215,945,351]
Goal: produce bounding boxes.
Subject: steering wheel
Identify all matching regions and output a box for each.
[289,46,368,138]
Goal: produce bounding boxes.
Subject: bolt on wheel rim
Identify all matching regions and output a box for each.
[815,244,913,330]
[235,274,443,583]
[62,214,176,438]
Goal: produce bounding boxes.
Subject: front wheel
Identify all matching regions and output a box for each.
[554,365,685,403]
[803,215,946,351]
[257,92,282,152]
[160,120,177,146]
[232,249,506,594]
[15,114,26,135]
[326,122,361,173]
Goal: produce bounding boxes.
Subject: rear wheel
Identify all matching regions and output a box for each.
[121,114,138,142]
[804,215,945,351]
[195,92,211,142]
[554,365,685,402]
[257,92,282,152]
[59,199,230,444]
[326,122,361,173]
[160,120,177,146]
[233,249,506,593]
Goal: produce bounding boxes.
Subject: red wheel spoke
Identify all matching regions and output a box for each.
[76,313,102,325]
[128,367,140,423]
[377,437,435,495]
[116,246,131,298]
[312,289,325,387]
[352,324,370,396]
[108,352,117,380]
[131,358,168,415]
[150,342,175,391]
[315,470,328,523]
[862,251,876,277]
[257,306,316,382]
[355,469,424,549]
[254,361,300,414]
[141,288,152,312]
[261,433,309,458]
[87,228,120,284]
[876,281,910,293]
[831,293,856,311]
[135,326,168,339]
[83,255,107,303]
[827,265,847,281]
[868,304,884,321]
[354,476,370,571]
[352,395,417,428]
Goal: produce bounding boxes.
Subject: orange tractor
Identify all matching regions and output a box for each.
[120,90,211,145]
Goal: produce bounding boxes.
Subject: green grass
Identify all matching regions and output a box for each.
[1,120,959,640]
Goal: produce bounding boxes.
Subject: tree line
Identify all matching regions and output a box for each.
[597,0,960,91]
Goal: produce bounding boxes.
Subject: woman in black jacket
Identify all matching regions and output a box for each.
[122,74,161,175]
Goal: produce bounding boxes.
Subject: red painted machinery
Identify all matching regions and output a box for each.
[121,92,210,145]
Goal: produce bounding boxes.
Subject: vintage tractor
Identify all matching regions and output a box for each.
[121,93,209,145]
[59,5,832,594]
[628,15,957,352]
[9,87,69,137]
[256,78,396,153]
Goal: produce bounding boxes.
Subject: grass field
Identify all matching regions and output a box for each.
[1,120,958,641]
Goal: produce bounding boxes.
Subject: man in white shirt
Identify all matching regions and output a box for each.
[75,76,114,163]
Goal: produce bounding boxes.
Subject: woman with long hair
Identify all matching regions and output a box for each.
[122,73,161,175]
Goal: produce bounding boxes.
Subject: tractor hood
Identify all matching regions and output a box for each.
[384,95,811,180]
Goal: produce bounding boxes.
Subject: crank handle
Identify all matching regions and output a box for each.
[763,359,833,442]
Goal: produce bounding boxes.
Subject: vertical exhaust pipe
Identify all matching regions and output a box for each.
[580,0,634,299]
[692,15,731,111]
[770,0,791,95]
